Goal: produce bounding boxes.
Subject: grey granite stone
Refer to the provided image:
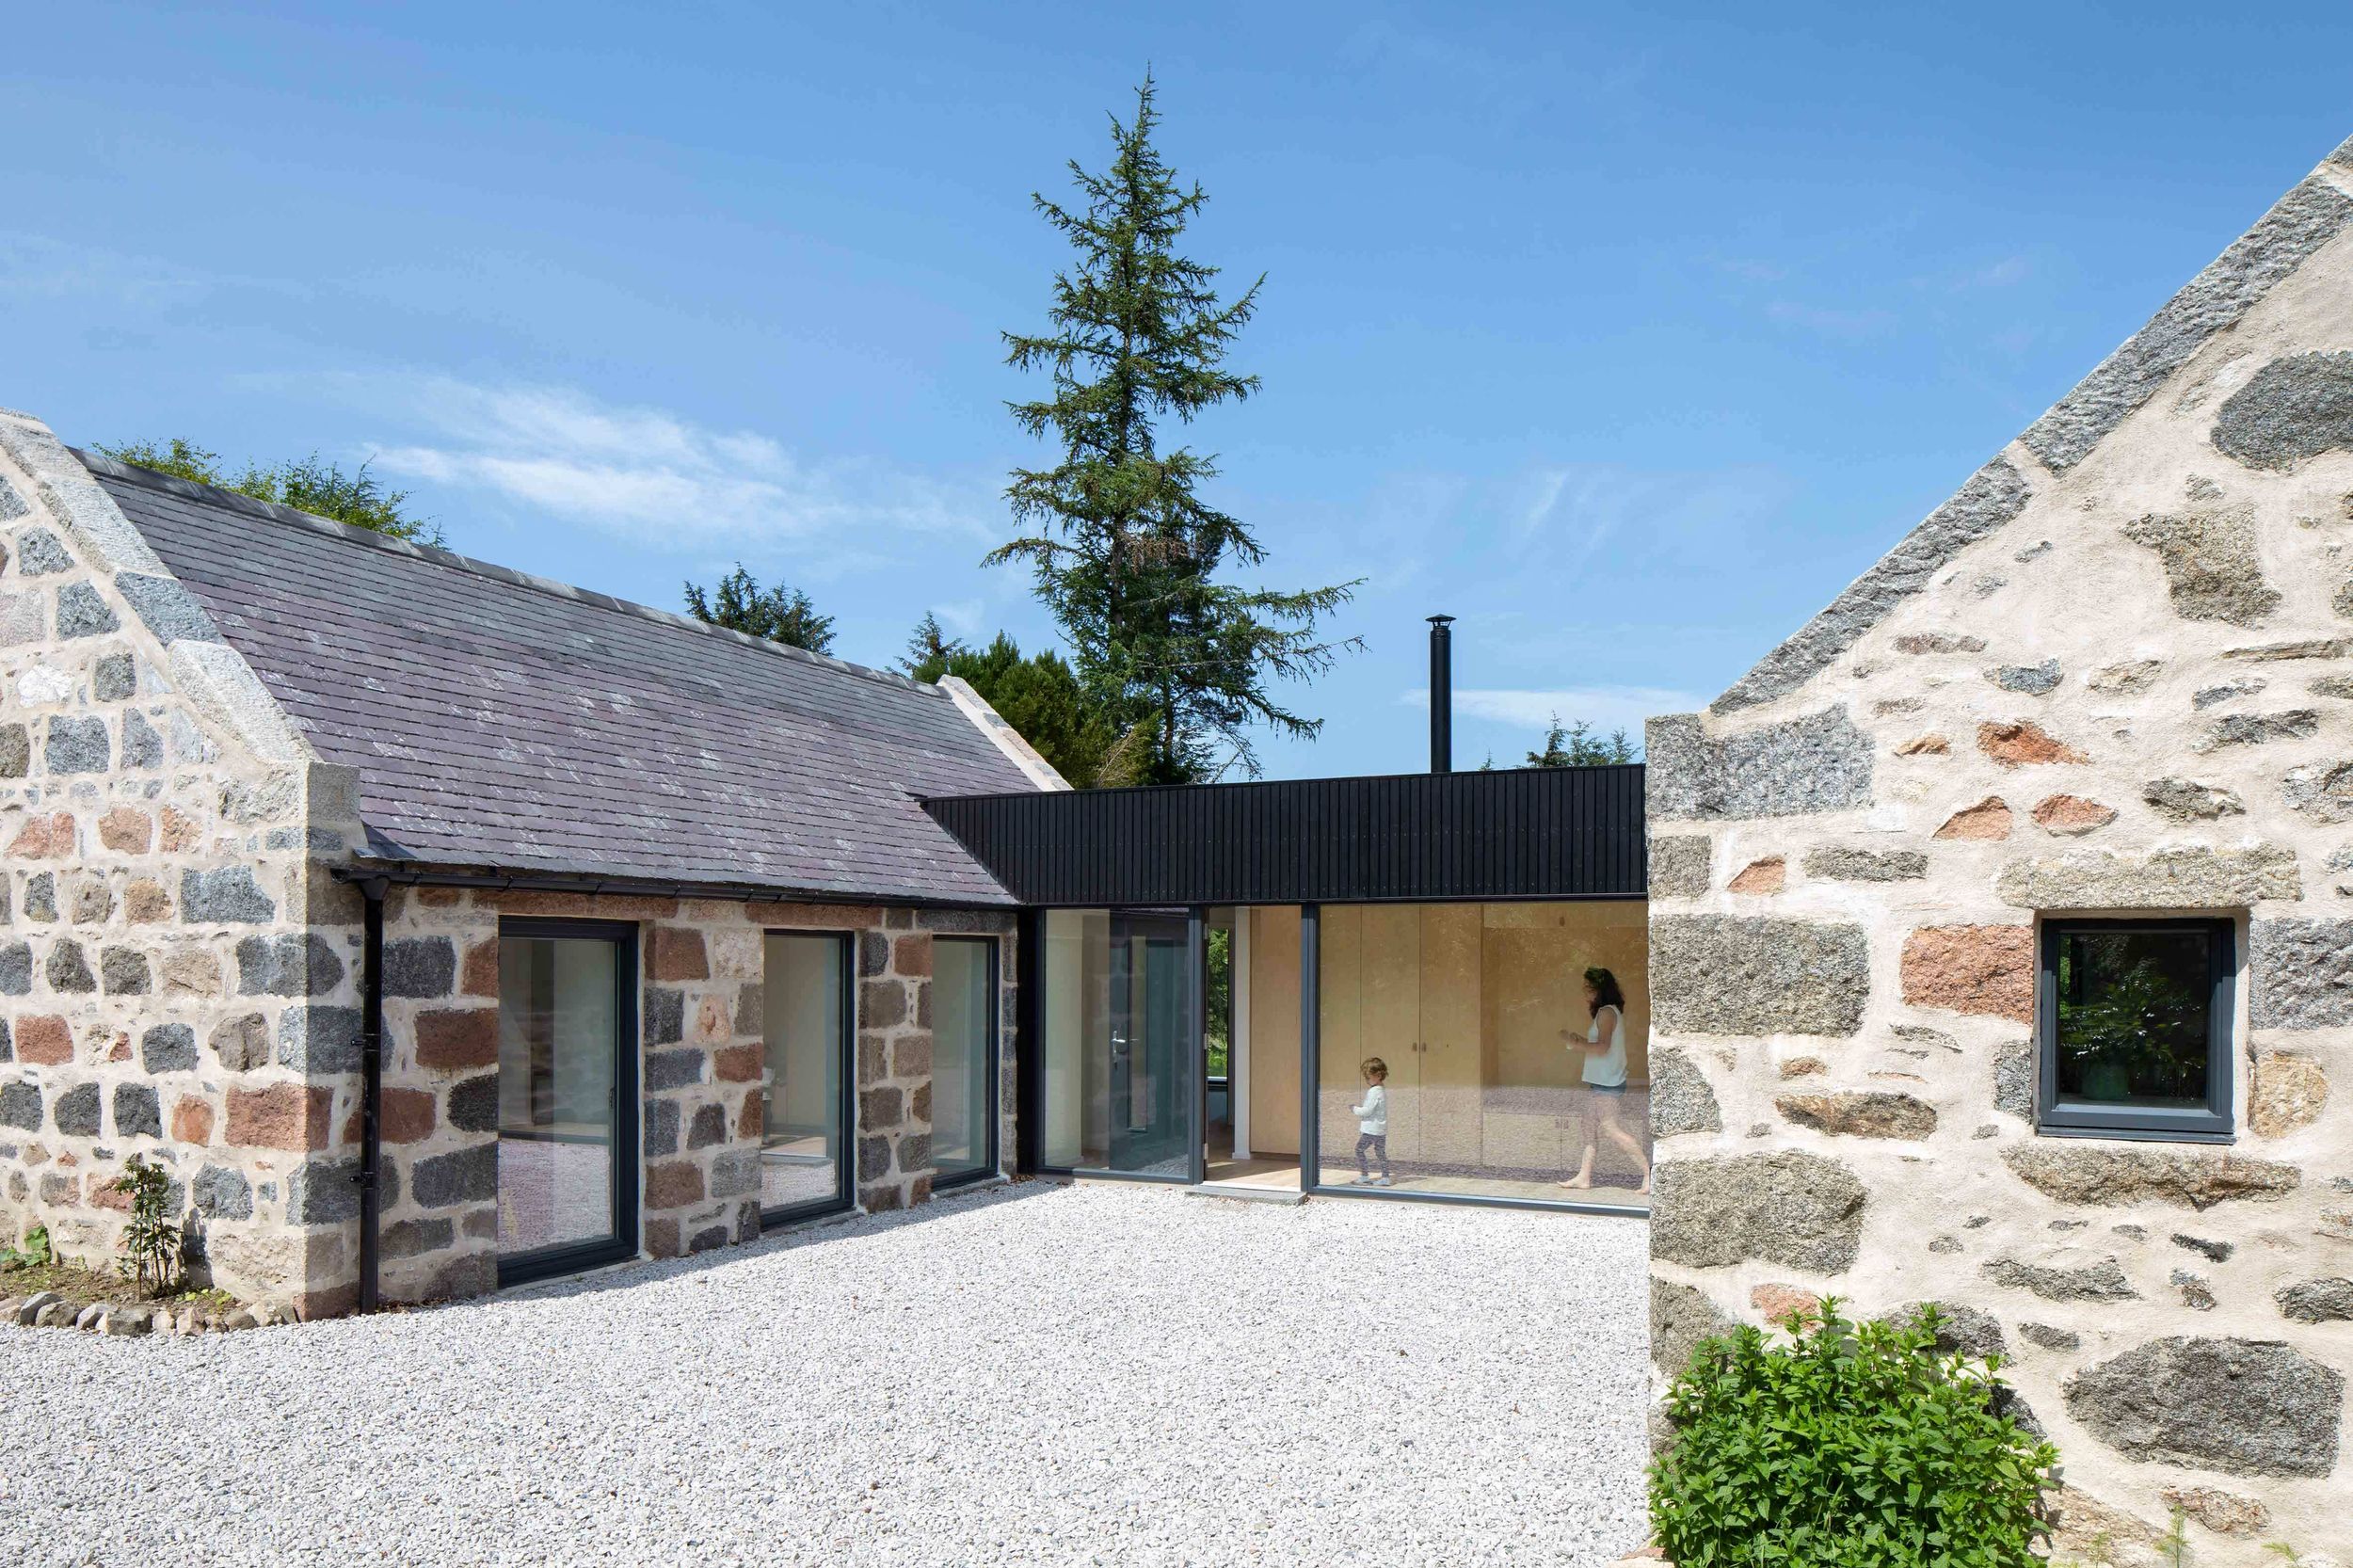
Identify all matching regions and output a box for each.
[2024,174,2353,472]
[1646,707,1873,820]
[100,946,151,995]
[275,1006,363,1075]
[411,1144,498,1208]
[447,1073,498,1134]
[1801,846,1927,882]
[2281,759,2353,824]
[1648,1048,1722,1137]
[111,1082,160,1138]
[1991,660,2062,695]
[1713,459,2031,712]
[55,581,119,638]
[179,867,277,924]
[112,572,221,644]
[53,1081,100,1137]
[1983,1254,2138,1302]
[1647,836,1711,899]
[91,650,136,702]
[2198,710,2318,750]
[2123,505,2282,626]
[2065,1336,2342,1478]
[382,936,456,999]
[236,935,346,998]
[1888,1302,2009,1361]
[2004,1144,2299,1209]
[0,1081,41,1131]
[192,1164,253,1220]
[2249,919,2353,1027]
[43,714,109,775]
[45,940,95,993]
[0,723,26,778]
[1993,1038,2035,1121]
[15,528,72,574]
[1650,1278,1736,1379]
[0,942,30,997]
[120,710,162,770]
[1651,916,1869,1036]
[139,1023,197,1074]
[289,1159,363,1224]
[2276,1277,2353,1323]
[2143,776,2246,821]
[1996,845,2299,909]
[1652,1150,1868,1273]
[2212,351,2353,470]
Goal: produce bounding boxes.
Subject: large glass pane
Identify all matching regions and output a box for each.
[498,934,619,1256]
[761,934,846,1216]
[1040,908,1195,1175]
[932,937,995,1183]
[1316,902,1652,1208]
[2055,928,2214,1108]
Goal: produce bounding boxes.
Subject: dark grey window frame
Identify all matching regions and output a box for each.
[495,917,642,1288]
[2036,917,2236,1144]
[759,928,857,1228]
[930,934,1000,1191]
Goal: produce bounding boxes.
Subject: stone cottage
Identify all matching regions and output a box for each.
[1643,137,2353,1556]
[0,420,1055,1316]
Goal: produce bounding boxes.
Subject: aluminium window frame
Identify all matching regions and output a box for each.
[2036,916,2237,1144]
[929,933,1002,1191]
[758,927,858,1228]
[493,917,643,1288]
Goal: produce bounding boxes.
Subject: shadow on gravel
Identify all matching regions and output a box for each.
[464,1176,1065,1314]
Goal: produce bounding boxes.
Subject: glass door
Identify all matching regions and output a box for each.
[1108,910,1194,1176]
[760,932,852,1221]
[496,920,638,1284]
[931,936,997,1186]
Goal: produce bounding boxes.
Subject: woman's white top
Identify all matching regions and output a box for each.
[1581,1006,1628,1088]
[1352,1082,1388,1136]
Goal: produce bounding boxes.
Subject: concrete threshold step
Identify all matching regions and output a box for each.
[1186,1182,1307,1207]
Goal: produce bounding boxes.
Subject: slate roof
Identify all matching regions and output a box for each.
[85,453,1037,905]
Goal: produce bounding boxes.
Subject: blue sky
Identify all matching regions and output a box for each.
[8,4,2351,778]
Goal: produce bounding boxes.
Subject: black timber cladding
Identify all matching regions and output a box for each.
[923,764,1647,906]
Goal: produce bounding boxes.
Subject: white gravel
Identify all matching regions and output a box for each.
[0,1182,1651,1567]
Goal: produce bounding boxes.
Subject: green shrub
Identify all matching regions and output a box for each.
[108,1155,183,1296]
[1650,1298,2057,1568]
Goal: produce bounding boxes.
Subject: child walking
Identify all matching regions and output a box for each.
[1352,1057,1392,1187]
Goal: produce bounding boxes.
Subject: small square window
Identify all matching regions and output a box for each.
[2038,919,2235,1142]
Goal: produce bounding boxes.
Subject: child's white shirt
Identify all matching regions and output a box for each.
[1352,1082,1388,1135]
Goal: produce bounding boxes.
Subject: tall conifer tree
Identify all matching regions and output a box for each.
[991,75,1357,781]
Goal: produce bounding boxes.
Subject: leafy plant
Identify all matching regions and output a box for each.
[96,438,442,545]
[2158,1508,2190,1568]
[108,1156,183,1296]
[1650,1298,2058,1568]
[0,1223,53,1271]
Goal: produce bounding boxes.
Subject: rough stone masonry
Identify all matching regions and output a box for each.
[0,408,1020,1318]
[1644,136,2353,1564]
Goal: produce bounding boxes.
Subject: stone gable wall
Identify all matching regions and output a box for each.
[1646,146,2353,1563]
[367,887,1017,1304]
[0,412,369,1318]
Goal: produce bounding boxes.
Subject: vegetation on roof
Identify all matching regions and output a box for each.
[96,436,443,546]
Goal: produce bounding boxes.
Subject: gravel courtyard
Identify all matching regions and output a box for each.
[0,1182,1650,1567]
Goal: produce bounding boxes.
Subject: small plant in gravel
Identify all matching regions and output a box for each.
[108,1157,183,1297]
[1649,1298,2057,1568]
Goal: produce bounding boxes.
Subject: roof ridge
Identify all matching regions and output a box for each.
[72,446,951,700]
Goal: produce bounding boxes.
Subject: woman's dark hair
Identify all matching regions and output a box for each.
[1583,966,1625,1014]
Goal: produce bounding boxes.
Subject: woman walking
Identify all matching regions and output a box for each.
[1561,967,1649,1194]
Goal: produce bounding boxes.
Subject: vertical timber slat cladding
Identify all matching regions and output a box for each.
[922,765,1647,907]
[1642,136,2353,1564]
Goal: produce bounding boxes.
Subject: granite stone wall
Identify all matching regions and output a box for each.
[0,410,369,1318]
[1644,141,2353,1563]
[367,887,1017,1304]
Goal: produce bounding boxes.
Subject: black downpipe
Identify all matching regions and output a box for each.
[358,877,387,1313]
[1428,615,1454,774]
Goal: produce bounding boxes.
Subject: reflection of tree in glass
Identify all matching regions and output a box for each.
[2058,938,2204,1101]
[1205,926,1232,1078]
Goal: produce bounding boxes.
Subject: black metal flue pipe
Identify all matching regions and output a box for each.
[1428,615,1455,773]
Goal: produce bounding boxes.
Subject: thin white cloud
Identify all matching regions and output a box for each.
[931,599,985,636]
[0,236,215,308]
[1401,684,1701,732]
[1766,299,1897,340]
[307,375,1000,561]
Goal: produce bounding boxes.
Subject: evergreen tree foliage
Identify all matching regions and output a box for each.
[98,437,442,545]
[905,630,1138,788]
[899,611,968,675]
[1527,714,1640,767]
[683,566,836,653]
[991,74,1358,782]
